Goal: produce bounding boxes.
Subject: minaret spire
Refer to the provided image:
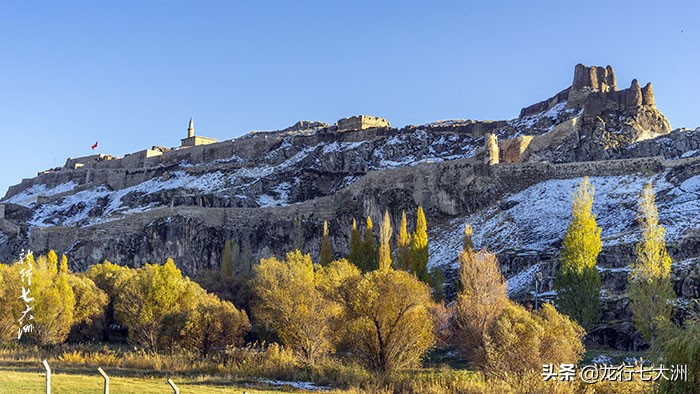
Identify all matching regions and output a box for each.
[187,117,195,138]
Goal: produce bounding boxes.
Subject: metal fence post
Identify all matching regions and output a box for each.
[167,378,180,394]
[41,359,51,394]
[98,367,110,394]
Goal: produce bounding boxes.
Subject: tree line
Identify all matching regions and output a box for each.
[0,256,249,356]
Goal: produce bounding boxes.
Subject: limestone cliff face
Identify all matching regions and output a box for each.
[1,64,698,350]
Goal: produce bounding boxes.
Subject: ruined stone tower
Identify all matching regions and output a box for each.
[567,64,658,115]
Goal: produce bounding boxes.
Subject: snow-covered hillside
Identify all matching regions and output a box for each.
[429,171,700,266]
[3,128,482,227]
[428,171,700,296]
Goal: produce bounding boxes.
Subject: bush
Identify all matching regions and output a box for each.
[0,252,109,346]
[657,319,700,394]
[339,269,435,377]
[452,249,508,366]
[484,302,585,380]
[178,293,250,356]
[252,251,344,364]
[88,258,248,354]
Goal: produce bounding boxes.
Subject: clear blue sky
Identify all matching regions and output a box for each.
[1,1,698,196]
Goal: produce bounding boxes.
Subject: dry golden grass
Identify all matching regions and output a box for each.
[0,345,656,394]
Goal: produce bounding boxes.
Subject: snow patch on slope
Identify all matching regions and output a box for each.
[372,130,477,169]
[29,172,226,227]
[507,263,542,297]
[257,181,292,207]
[428,171,695,270]
[4,181,78,207]
[322,141,366,154]
[426,119,472,127]
[508,101,580,135]
[233,145,315,181]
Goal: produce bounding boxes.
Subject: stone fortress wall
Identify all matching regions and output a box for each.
[5,121,682,206]
[4,113,513,201]
[337,115,390,131]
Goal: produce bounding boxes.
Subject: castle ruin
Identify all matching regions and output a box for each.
[520,64,662,121]
[337,115,391,131]
[505,63,671,163]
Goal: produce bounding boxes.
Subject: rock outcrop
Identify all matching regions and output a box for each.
[501,64,672,165]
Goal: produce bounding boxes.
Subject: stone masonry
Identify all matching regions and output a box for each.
[337,115,391,131]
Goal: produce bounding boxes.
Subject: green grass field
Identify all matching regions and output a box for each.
[0,366,328,394]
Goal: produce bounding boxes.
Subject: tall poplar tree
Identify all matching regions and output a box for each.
[241,239,255,276]
[320,220,333,266]
[31,254,76,346]
[410,206,429,283]
[554,177,602,331]
[463,223,474,253]
[221,240,238,278]
[292,216,305,252]
[628,183,675,347]
[379,210,393,271]
[395,211,412,271]
[47,249,59,276]
[348,218,362,266]
[359,216,378,272]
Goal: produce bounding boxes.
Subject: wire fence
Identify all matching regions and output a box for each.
[40,359,180,394]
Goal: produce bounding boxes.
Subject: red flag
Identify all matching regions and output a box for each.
[91,141,99,150]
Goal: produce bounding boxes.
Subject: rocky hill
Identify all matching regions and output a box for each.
[2,64,699,349]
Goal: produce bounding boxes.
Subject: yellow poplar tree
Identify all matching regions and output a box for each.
[221,240,237,278]
[320,220,333,266]
[179,292,250,356]
[378,210,393,271]
[395,211,412,271]
[410,206,430,283]
[115,258,200,351]
[359,216,378,272]
[628,183,675,346]
[554,177,602,331]
[0,263,23,342]
[463,223,474,252]
[31,254,76,346]
[347,218,363,266]
[47,249,58,276]
[68,273,108,335]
